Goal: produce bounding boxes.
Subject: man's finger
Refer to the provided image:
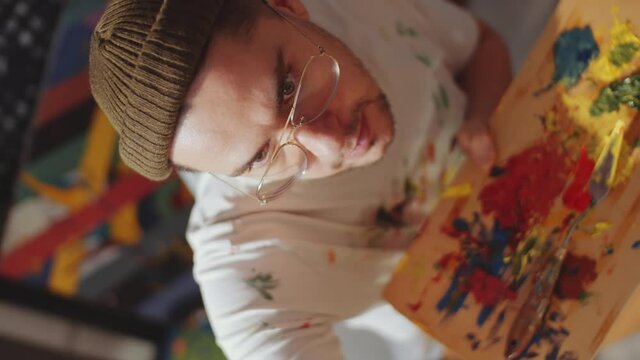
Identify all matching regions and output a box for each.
[457,120,496,171]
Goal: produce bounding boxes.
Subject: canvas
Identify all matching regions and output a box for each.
[385,0,640,359]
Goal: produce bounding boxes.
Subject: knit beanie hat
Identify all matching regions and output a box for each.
[89,0,224,180]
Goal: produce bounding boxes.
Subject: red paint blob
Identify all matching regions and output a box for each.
[562,148,595,212]
[407,301,423,312]
[479,141,570,238]
[464,268,516,306]
[554,252,598,300]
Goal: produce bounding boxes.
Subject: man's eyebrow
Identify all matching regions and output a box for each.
[229,47,284,177]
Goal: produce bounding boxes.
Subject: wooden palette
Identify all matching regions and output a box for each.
[384,0,640,359]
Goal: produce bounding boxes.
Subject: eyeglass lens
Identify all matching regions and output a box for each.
[291,54,340,125]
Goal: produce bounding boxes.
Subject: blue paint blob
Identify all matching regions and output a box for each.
[453,218,469,232]
[546,345,560,360]
[487,223,511,275]
[477,306,494,327]
[632,240,640,249]
[536,26,599,95]
[436,268,469,314]
[490,166,505,177]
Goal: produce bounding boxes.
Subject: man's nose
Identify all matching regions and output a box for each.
[294,111,345,160]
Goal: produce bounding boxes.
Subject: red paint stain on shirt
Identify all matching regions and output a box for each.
[426,142,436,162]
[327,249,336,264]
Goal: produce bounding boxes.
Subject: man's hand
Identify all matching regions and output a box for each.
[456,18,512,171]
[457,116,496,171]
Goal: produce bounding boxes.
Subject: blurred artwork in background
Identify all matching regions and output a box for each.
[385,0,640,359]
[167,309,227,360]
[0,0,62,238]
[0,0,197,320]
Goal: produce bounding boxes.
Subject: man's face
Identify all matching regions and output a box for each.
[171,2,395,180]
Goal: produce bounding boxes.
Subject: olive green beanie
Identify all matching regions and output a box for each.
[89,0,224,180]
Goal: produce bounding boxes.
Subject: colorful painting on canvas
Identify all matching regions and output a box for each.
[0,0,197,321]
[385,0,640,359]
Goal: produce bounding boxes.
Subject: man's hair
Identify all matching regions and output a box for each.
[213,0,275,41]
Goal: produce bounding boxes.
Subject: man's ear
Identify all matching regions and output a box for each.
[265,0,309,21]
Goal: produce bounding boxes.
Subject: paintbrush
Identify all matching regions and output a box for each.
[504,121,625,360]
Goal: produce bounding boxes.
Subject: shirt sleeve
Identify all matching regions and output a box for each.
[408,0,480,73]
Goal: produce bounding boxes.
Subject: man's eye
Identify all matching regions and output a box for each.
[282,73,297,101]
[248,145,270,172]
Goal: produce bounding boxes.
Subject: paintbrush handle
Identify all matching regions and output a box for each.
[505,250,566,359]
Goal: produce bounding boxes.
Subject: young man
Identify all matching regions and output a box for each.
[90,0,511,358]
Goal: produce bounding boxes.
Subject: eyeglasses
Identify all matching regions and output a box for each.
[212,1,340,205]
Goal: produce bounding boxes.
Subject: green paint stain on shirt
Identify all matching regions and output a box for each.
[245,272,279,301]
[396,21,418,37]
[609,42,640,67]
[590,73,640,116]
[432,84,450,111]
[415,53,432,67]
[432,93,442,111]
[439,85,449,109]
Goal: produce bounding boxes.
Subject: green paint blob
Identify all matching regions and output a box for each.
[590,73,640,116]
[609,42,640,67]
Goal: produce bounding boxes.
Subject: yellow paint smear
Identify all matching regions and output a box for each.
[79,108,117,193]
[395,254,410,274]
[19,109,118,210]
[109,204,142,245]
[589,20,640,84]
[20,173,92,210]
[594,120,625,187]
[593,222,612,236]
[558,18,638,186]
[561,92,635,142]
[48,238,85,297]
[441,182,473,199]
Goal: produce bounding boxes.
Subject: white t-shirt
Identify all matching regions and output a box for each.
[179,0,478,358]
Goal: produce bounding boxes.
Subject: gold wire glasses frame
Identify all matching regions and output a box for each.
[210,1,341,205]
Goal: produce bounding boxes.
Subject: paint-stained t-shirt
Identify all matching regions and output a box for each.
[179,0,479,358]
